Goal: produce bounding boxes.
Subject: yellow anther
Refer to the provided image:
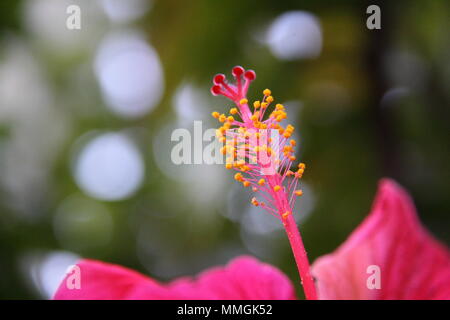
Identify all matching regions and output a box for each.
[286,170,294,176]
[258,179,265,186]
[283,131,292,138]
[230,108,238,115]
[253,101,261,109]
[227,146,235,154]
[273,185,281,192]
[251,112,260,122]
[298,163,306,169]
[263,89,271,96]
[289,155,296,161]
[225,163,233,170]
[294,190,303,196]
[227,116,234,122]
[212,111,220,119]
[219,114,226,122]
[276,115,283,122]
[282,211,291,219]
[243,181,251,187]
[290,139,296,146]
[298,168,304,175]
[261,102,268,108]
[251,197,259,206]
[234,173,243,181]
[275,104,284,111]
[239,98,248,105]
[266,96,274,103]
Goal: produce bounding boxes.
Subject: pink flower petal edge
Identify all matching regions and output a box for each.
[53,255,296,300]
[311,178,450,300]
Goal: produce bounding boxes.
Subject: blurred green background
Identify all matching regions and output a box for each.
[0,0,449,299]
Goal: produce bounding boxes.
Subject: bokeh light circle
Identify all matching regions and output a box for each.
[94,30,164,118]
[73,132,145,201]
[266,11,322,60]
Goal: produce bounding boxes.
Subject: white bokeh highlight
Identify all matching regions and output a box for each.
[94,30,164,118]
[173,82,209,125]
[101,0,152,24]
[73,132,144,201]
[22,251,80,299]
[23,0,105,54]
[266,11,322,60]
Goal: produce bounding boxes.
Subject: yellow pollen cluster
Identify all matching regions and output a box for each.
[251,197,265,207]
[211,85,307,217]
[282,211,292,219]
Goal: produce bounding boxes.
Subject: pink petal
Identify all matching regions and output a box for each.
[312,179,450,300]
[54,256,296,300]
[53,259,166,300]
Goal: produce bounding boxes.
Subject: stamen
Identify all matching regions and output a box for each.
[282,211,292,219]
[210,66,309,220]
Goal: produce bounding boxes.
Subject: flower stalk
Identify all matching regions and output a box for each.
[283,214,317,300]
[210,66,317,299]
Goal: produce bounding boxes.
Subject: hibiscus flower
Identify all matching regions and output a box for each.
[54,179,450,300]
[55,67,449,300]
